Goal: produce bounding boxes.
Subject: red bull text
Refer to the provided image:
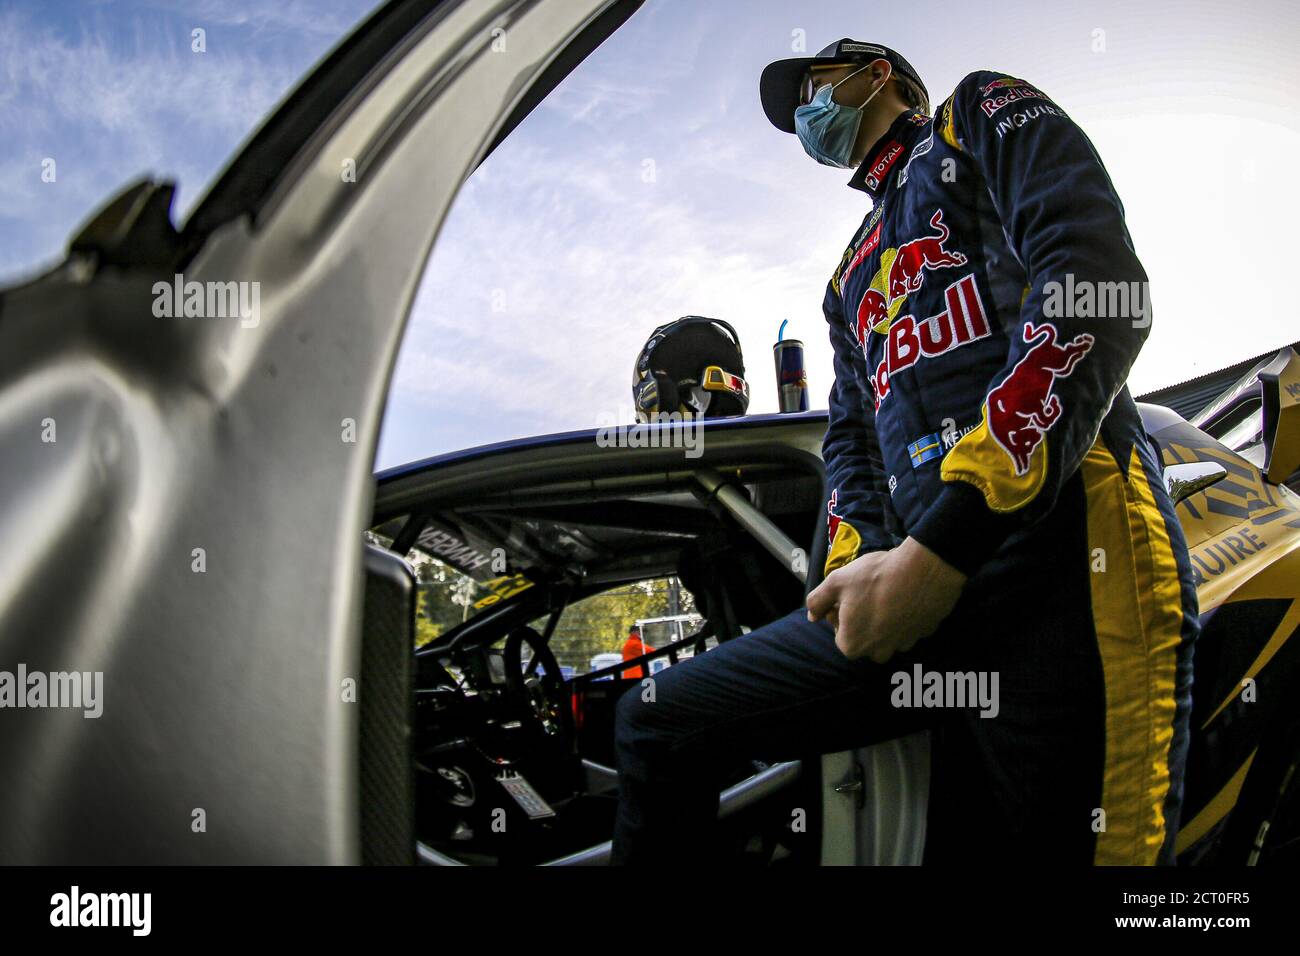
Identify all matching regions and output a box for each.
[869,273,991,408]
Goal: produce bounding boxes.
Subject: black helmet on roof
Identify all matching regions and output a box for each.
[632,316,749,423]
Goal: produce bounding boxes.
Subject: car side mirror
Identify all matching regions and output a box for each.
[1163,461,1228,505]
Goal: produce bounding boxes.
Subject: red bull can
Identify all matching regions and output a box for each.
[773,337,809,413]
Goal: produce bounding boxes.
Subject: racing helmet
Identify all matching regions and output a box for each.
[632,316,750,423]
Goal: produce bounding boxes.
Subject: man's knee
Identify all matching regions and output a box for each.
[614,668,696,768]
[614,679,658,753]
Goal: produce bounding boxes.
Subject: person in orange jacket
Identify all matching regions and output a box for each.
[621,627,654,680]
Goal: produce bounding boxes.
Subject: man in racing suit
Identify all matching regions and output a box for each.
[611,39,1198,866]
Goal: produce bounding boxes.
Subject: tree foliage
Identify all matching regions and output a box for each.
[539,579,697,673]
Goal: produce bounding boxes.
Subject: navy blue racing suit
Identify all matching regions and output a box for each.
[613,72,1198,865]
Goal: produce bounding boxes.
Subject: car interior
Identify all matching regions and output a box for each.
[363,436,836,865]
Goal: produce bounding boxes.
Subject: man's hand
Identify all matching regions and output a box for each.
[806,537,966,662]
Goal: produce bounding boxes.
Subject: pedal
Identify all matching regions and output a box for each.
[496,770,555,820]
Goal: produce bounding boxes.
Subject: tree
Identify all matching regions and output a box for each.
[540,579,697,673]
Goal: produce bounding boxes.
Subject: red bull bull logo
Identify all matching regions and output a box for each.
[855,288,888,350]
[851,209,968,358]
[887,210,968,300]
[979,76,1026,95]
[986,321,1094,475]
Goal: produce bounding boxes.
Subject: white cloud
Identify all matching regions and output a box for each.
[0,1,375,283]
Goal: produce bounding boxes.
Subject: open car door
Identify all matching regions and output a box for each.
[0,0,641,864]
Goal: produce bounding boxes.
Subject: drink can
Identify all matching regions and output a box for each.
[773,338,809,413]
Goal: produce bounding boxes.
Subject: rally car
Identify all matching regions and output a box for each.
[0,0,1296,865]
[372,346,1300,866]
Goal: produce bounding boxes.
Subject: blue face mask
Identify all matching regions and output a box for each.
[794,65,888,168]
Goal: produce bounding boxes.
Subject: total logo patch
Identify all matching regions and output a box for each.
[865,141,904,190]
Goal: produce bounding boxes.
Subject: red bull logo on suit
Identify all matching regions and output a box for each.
[836,207,987,409]
[979,76,1025,95]
[986,322,1094,475]
[849,209,969,360]
[976,76,1050,117]
[886,210,967,300]
[937,319,1095,513]
[855,288,888,350]
[869,273,992,408]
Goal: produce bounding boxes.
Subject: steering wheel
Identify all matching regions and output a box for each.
[501,626,575,748]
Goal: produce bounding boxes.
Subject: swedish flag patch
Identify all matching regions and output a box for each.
[908,432,943,468]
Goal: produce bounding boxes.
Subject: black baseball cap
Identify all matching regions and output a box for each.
[760,38,928,134]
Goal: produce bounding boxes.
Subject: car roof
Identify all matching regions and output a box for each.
[375,409,829,483]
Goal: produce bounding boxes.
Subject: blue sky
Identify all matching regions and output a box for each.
[3,0,1298,470]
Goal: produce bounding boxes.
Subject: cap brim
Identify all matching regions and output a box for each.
[759,56,817,134]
